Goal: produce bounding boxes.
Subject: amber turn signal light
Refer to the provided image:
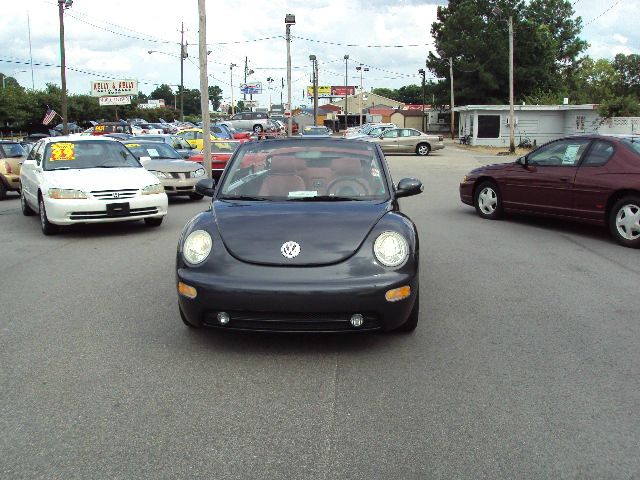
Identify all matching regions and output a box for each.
[385,286,411,302]
[178,282,197,299]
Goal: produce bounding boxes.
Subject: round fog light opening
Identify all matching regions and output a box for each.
[217,312,230,325]
[350,314,364,328]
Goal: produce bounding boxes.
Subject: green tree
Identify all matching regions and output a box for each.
[427,0,587,105]
[150,84,176,108]
[612,53,640,98]
[208,85,222,111]
[372,88,399,100]
[598,95,640,117]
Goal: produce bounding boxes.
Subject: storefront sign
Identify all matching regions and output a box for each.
[91,80,138,97]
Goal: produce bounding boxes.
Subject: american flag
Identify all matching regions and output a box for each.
[42,108,57,125]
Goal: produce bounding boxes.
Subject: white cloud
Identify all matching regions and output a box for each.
[0,0,637,107]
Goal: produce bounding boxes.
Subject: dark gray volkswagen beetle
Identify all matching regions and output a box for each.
[176,138,423,332]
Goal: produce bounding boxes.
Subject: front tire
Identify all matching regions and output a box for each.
[0,181,7,200]
[474,181,503,219]
[253,125,263,134]
[21,189,35,216]
[609,196,640,248]
[39,196,59,235]
[144,217,163,227]
[416,143,431,156]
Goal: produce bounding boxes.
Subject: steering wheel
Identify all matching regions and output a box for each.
[326,177,370,197]
[547,155,563,165]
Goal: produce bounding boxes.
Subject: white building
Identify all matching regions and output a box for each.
[455,104,607,147]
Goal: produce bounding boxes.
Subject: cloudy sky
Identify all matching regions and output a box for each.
[1,0,637,108]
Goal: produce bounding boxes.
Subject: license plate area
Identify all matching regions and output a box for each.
[106,202,130,216]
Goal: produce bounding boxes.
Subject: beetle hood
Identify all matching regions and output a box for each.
[213,200,389,266]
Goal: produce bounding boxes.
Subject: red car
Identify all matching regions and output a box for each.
[460,135,640,248]
[188,140,241,178]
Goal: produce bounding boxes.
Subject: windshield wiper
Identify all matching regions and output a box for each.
[288,195,357,201]
[219,195,267,201]
[93,165,132,168]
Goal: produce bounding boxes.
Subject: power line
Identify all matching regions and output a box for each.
[292,35,433,48]
[583,0,624,27]
[64,12,176,44]
[0,57,175,88]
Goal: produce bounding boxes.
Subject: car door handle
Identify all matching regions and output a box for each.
[559,176,570,182]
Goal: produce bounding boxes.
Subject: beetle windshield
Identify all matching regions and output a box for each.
[219,139,388,201]
[43,140,140,170]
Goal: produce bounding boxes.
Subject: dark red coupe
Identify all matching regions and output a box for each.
[460,135,640,248]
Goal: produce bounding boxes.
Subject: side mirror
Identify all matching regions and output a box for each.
[195,178,216,197]
[139,156,152,165]
[516,156,528,166]
[395,178,423,198]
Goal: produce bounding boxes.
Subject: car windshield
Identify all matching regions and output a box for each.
[219,139,388,201]
[211,142,240,153]
[43,140,140,170]
[0,143,26,158]
[124,142,182,159]
[621,138,640,155]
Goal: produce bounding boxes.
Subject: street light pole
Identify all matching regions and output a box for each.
[418,68,426,133]
[1,70,27,89]
[344,54,349,130]
[57,0,72,135]
[266,76,274,113]
[229,63,237,115]
[309,55,318,126]
[180,22,186,122]
[356,64,368,126]
[285,14,295,137]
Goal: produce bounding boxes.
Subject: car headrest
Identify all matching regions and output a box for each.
[270,156,299,173]
[331,157,362,176]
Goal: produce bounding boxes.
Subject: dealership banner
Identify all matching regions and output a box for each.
[98,95,132,106]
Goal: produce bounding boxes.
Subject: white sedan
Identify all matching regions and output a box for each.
[20,136,168,235]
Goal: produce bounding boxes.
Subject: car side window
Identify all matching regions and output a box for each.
[180,131,194,140]
[410,129,421,137]
[527,139,590,167]
[400,129,412,137]
[196,132,203,140]
[33,142,44,164]
[582,140,614,167]
[383,130,399,139]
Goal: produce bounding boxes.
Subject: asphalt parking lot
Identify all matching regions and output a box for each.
[1,142,639,479]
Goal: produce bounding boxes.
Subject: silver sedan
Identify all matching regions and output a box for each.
[364,128,445,156]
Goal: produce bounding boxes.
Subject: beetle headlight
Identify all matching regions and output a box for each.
[373,231,409,268]
[141,183,164,195]
[193,168,205,177]
[183,230,212,265]
[150,170,168,179]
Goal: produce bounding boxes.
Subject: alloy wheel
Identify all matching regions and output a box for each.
[615,203,640,241]
[478,187,498,215]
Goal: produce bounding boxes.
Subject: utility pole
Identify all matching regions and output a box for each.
[508,15,515,153]
[198,0,211,179]
[180,22,187,122]
[449,57,455,140]
[280,77,284,106]
[244,56,248,104]
[57,0,71,135]
[344,54,349,130]
[285,14,295,137]
[418,68,426,132]
[230,63,237,115]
